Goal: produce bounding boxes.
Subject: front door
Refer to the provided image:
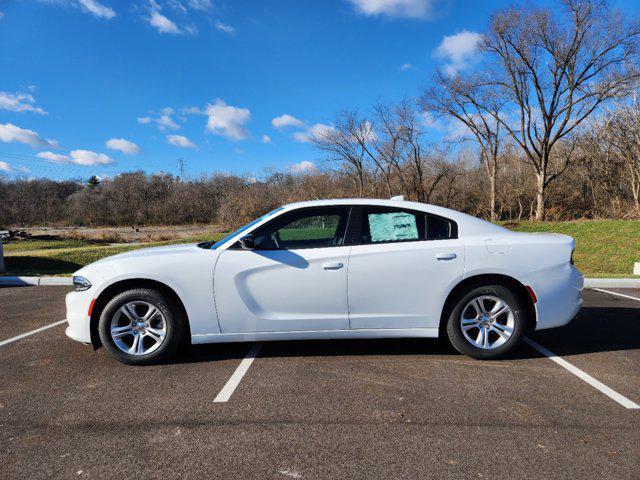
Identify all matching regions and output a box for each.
[214,207,352,333]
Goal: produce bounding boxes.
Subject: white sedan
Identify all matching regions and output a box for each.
[65,198,583,364]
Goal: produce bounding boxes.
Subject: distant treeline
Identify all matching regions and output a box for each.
[0,147,637,229]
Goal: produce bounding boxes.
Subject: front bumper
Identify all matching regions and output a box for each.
[65,290,94,343]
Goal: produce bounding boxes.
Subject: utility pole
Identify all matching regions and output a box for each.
[178,158,185,178]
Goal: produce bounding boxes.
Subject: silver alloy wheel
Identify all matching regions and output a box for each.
[460,295,515,350]
[110,301,167,356]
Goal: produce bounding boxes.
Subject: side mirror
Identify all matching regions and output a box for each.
[239,234,256,250]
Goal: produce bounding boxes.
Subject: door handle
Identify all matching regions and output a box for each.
[435,253,457,261]
[323,262,344,270]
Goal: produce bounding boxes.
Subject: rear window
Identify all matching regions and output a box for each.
[427,214,457,240]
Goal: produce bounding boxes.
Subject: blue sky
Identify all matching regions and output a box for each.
[0,0,637,180]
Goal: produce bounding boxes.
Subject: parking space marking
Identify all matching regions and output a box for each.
[0,320,67,348]
[524,337,640,409]
[592,288,640,302]
[214,342,263,403]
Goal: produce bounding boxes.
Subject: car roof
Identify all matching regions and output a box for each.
[280,198,507,237]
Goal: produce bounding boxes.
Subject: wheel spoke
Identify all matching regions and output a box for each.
[492,323,513,339]
[143,305,158,322]
[491,302,509,319]
[128,334,140,354]
[145,327,165,343]
[112,328,133,339]
[120,304,138,322]
[475,328,485,347]
[474,298,486,315]
[462,323,477,332]
[136,335,145,355]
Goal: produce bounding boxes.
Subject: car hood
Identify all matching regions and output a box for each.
[92,243,202,264]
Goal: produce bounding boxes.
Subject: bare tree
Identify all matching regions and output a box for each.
[422,74,506,220]
[607,90,640,210]
[311,111,374,197]
[482,0,640,219]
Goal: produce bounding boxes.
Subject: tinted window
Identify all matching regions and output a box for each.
[253,208,349,250]
[427,214,457,240]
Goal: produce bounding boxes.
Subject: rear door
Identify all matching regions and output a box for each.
[347,206,464,330]
[214,206,353,333]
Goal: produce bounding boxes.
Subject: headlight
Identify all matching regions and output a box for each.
[73,276,92,292]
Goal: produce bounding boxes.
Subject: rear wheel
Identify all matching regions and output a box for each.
[446,285,525,360]
[98,288,185,365]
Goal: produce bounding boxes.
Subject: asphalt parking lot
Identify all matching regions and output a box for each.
[1,286,639,479]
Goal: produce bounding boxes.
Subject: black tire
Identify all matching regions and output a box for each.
[446,284,525,360]
[98,288,186,365]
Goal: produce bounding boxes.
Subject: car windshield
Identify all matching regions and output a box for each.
[199,207,285,250]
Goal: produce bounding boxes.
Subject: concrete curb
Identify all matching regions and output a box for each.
[583,278,640,288]
[0,276,73,286]
[1,275,639,288]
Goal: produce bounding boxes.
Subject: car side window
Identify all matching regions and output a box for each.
[253,208,349,250]
[361,208,426,244]
[427,214,458,240]
[359,207,458,244]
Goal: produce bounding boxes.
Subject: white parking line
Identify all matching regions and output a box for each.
[214,342,263,403]
[0,320,67,348]
[592,288,640,302]
[524,337,640,410]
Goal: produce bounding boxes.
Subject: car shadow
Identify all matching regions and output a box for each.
[171,306,640,365]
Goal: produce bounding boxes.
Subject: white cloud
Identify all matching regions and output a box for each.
[289,160,318,174]
[0,91,47,114]
[434,30,483,75]
[215,20,235,34]
[0,12,4,22]
[139,108,180,130]
[293,123,334,143]
[0,123,58,148]
[272,113,304,130]
[78,0,116,20]
[0,160,12,172]
[157,113,180,130]
[69,149,114,166]
[347,0,434,19]
[262,134,272,144]
[188,0,212,11]
[148,9,182,34]
[37,151,70,163]
[106,138,141,155]
[400,63,415,71]
[205,99,251,141]
[182,106,202,115]
[166,134,196,148]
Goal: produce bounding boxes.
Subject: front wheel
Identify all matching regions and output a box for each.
[98,288,186,365]
[446,285,525,360]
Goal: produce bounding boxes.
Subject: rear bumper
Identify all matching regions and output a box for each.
[532,265,583,330]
